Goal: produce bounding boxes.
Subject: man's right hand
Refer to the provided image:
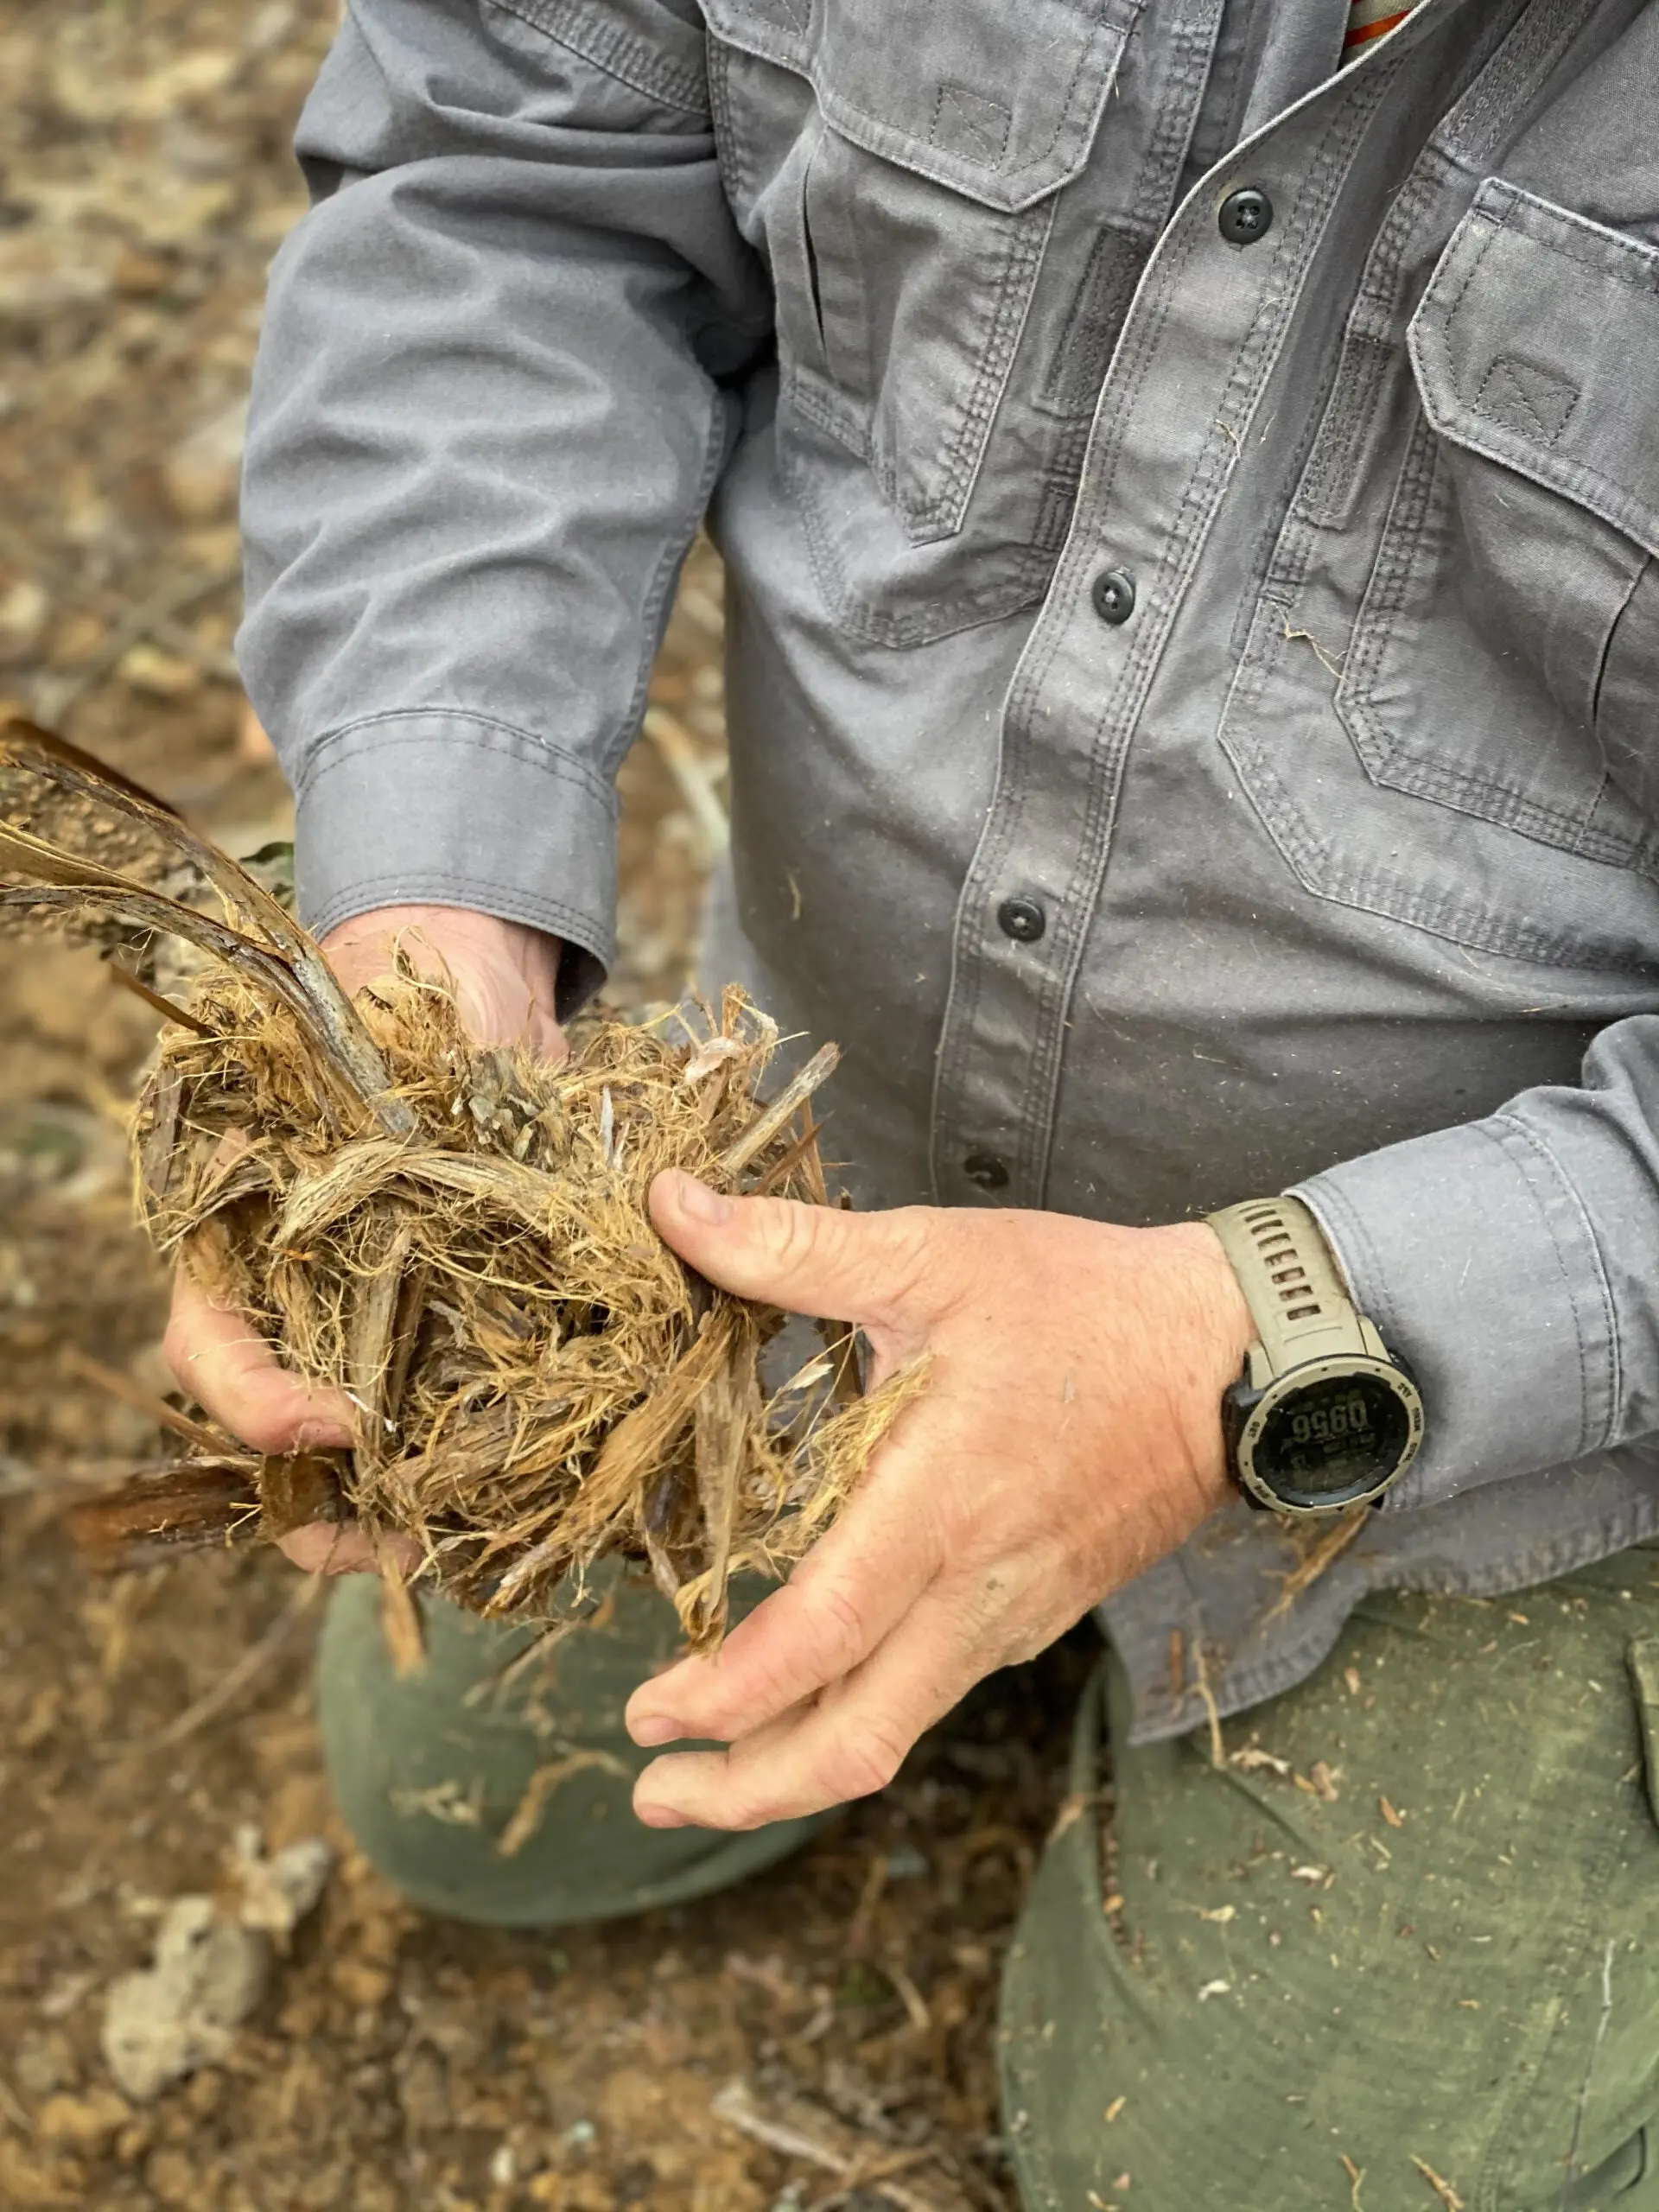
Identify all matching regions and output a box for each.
[162,904,567,1573]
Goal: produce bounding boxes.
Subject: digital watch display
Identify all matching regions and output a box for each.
[1205,1198,1424,1518]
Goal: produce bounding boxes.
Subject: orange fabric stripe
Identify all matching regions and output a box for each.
[1344,5,1414,48]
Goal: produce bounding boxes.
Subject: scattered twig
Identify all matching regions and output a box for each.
[108,961,216,1036]
[1269,1506,1370,1617]
[1281,613,1345,683]
[1192,1639,1225,1768]
[718,1043,840,1178]
[847,1848,889,1956]
[498,1747,632,1857]
[108,1575,322,1755]
[62,1344,224,1453]
[883,1958,931,2035]
[0,2071,34,2136]
[711,2081,966,2212]
[29,559,243,721]
[641,705,729,861]
[1411,2155,1465,2210]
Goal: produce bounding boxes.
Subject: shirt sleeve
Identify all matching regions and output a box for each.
[1293,1013,1659,1513]
[237,0,771,1013]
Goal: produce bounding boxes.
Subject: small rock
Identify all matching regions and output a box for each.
[132,50,239,118]
[112,248,173,298]
[101,1897,269,2102]
[113,2119,154,2167]
[395,2045,450,2135]
[14,2028,77,2099]
[332,1958,393,2011]
[0,577,48,652]
[231,1827,332,1947]
[35,2087,131,2150]
[143,2144,200,2208]
[161,397,245,521]
[0,234,114,323]
[117,643,200,697]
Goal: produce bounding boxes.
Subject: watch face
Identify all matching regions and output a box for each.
[1252,1370,1414,1508]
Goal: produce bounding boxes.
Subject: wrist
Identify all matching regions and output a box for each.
[322,901,561,974]
[320,905,565,1056]
[1158,1220,1256,1509]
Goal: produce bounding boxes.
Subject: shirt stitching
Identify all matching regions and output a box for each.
[484,0,709,115]
[1491,1111,1620,1458]
[296,711,619,818]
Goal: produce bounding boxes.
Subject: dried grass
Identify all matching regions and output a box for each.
[0,720,924,1649]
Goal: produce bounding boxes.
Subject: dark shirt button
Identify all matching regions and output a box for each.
[963,1152,1010,1192]
[1091,568,1136,625]
[997,895,1046,944]
[1218,187,1273,245]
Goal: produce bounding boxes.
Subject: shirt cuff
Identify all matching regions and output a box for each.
[286,709,617,1019]
[1292,1114,1618,1512]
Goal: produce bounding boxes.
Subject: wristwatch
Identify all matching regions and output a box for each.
[1205,1196,1424,1516]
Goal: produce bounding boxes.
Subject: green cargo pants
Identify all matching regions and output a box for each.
[319,1549,1659,2209]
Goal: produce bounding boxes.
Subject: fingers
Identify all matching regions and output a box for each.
[277,1523,376,1574]
[625,1497,938,1746]
[649,1174,937,1330]
[276,1524,423,1576]
[163,1268,353,1456]
[632,1591,974,1829]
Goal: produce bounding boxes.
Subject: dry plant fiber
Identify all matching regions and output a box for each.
[0,719,925,1654]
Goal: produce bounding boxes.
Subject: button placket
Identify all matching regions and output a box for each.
[930,73,1396,1212]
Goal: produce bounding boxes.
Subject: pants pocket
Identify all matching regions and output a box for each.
[1626,1631,1659,1831]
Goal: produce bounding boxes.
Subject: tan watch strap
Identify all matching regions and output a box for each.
[1205,1196,1387,1383]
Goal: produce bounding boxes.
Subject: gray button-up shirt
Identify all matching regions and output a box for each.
[240,0,1659,1742]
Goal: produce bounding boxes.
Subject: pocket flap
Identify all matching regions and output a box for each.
[1409,179,1659,558]
[701,0,1141,211]
[1627,1631,1659,1832]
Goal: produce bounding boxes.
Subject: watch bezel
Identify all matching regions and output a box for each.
[1224,1351,1425,1517]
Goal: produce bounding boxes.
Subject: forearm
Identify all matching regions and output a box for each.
[1295,1011,1659,1510]
[238,0,770,1007]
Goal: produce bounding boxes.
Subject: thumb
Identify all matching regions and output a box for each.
[649,1173,930,1327]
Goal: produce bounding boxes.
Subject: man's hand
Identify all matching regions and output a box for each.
[162,904,566,1574]
[625,1177,1255,1829]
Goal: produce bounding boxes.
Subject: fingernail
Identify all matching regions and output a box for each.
[294,1416,352,1452]
[635,1803,690,1829]
[628,1713,684,1748]
[674,1173,733,1226]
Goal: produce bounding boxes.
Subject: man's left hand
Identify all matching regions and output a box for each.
[625,1175,1255,1829]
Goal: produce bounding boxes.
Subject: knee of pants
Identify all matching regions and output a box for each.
[315,1572,827,1928]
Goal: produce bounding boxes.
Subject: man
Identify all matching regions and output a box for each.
[168,0,1659,2201]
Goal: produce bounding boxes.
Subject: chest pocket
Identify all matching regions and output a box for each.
[702,0,1140,644]
[1222,176,1659,976]
[1338,181,1659,879]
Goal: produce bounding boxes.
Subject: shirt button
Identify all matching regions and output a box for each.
[1091,568,1136,625]
[1218,187,1273,245]
[996,895,1046,944]
[963,1152,1010,1192]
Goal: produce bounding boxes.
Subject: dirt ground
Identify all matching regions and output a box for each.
[0,6,1095,2209]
